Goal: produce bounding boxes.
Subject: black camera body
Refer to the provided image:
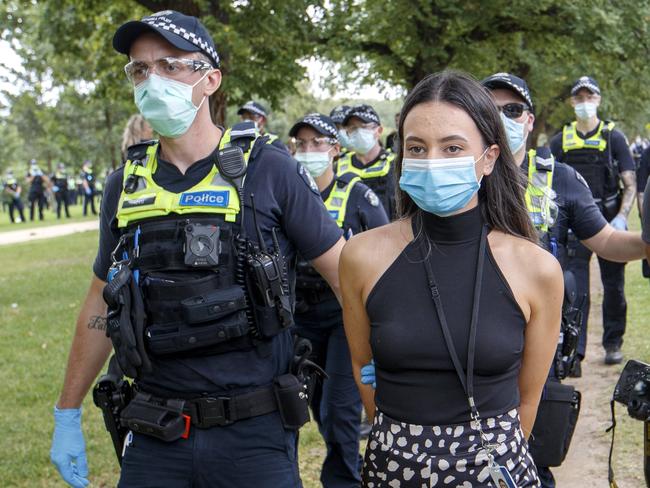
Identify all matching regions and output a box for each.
[184,223,221,267]
[613,359,650,421]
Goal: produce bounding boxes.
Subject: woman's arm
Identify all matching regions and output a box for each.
[517,249,564,439]
[340,236,376,421]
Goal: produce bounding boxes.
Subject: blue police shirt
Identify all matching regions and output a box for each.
[94,139,343,396]
[637,146,650,193]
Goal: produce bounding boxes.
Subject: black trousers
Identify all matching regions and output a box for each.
[8,198,25,223]
[55,191,70,218]
[29,193,46,221]
[83,192,97,216]
[567,239,627,355]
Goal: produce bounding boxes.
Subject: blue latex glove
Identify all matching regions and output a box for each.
[85,189,92,196]
[610,214,627,231]
[50,407,89,488]
[360,359,376,389]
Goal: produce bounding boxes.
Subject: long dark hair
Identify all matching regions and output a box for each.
[395,70,536,241]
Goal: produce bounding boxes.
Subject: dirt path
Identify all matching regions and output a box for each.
[554,259,639,487]
[0,220,98,246]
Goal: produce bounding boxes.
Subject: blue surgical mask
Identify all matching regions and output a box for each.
[399,149,487,216]
[338,129,352,150]
[348,127,377,154]
[294,151,332,177]
[574,102,597,120]
[134,73,208,138]
[500,112,526,154]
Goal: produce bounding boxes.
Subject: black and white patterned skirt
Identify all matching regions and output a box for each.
[362,408,540,487]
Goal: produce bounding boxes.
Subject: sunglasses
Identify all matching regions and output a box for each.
[498,102,530,119]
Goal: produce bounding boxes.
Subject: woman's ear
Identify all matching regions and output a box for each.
[482,144,500,176]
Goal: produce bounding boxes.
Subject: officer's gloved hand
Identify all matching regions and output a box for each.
[360,359,376,389]
[85,189,92,196]
[610,214,627,231]
[51,407,89,488]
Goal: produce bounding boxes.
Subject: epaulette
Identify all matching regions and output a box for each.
[534,146,554,172]
[229,121,261,154]
[336,172,358,188]
[126,139,157,165]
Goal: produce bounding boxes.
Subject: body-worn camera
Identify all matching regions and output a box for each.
[613,359,650,421]
[184,223,220,267]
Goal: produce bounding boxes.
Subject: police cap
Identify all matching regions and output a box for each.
[343,104,381,126]
[289,113,338,140]
[237,101,268,118]
[329,105,351,125]
[571,76,600,96]
[481,73,534,112]
[113,10,220,68]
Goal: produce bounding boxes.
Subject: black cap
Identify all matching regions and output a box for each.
[343,104,381,125]
[113,10,220,68]
[329,105,351,125]
[571,76,600,96]
[289,113,338,139]
[237,100,268,118]
[481,73,534,111]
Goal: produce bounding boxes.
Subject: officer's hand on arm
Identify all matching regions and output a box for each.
[311,237,346,304]
[51,275,114,487]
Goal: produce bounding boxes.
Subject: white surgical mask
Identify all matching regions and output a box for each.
[574,102,597,120]
[294,151,332,177]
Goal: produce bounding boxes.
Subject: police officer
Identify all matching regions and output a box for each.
[237,100,287,152]
[337,104,397,219]
[52,163,71,219]
[80,160,97,216]
[26,159,47,221]
[290,113,388,488]
[482,72,646,488]
[3,170,25,223]
[50,11,345,488]
[549,76,637,366]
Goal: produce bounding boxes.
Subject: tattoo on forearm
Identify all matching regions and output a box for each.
[87,315,107,331]
[619,171,637,217]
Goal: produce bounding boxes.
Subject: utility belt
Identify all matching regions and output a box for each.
[94,339,326,461]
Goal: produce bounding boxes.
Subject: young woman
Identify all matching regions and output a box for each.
[340,71,563,487]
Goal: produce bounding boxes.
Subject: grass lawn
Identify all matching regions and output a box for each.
[1,222,648,486]
[0,200,99,233]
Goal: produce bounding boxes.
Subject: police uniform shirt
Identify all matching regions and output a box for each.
[93,141,343,396]
[82,170,96,189]
[51,173,68,192]
[550,125,635,173]
[522,156,607,259]
[27,170,44,195]
[348,148,396,218]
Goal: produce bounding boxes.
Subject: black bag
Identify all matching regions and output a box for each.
[529,380,581,467]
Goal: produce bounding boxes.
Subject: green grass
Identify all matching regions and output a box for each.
[0,200,99,233]
[1,221,648,486]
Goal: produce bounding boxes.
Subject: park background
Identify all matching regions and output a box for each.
[1,0,650,486]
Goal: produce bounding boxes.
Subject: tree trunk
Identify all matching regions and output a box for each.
[210,90,227,127]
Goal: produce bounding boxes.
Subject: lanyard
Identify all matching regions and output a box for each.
[421,225,497,452]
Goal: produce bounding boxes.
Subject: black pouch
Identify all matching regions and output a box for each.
[601,193,622,222]
[120,393,187,442]
[529,380,581,467]
[181,285,248,325]
[273,374,310,430]
[642,259,650,279]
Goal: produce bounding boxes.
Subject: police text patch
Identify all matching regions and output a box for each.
[179,190,230,207]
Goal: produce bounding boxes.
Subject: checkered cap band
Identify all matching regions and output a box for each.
[482,72,533,109]
[346,105,380,125]
[143,18,220,67]
[572,77,600,96]
[301,114,337,138]
[240,101,267,118]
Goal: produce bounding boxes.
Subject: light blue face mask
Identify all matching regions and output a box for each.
[294,150,332,177]
[348,127,377,154]
[338,129,352,150]
[500,112,526,154]
[399,149,488,216]
[574,102,597,120]
[134,73,208,138]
